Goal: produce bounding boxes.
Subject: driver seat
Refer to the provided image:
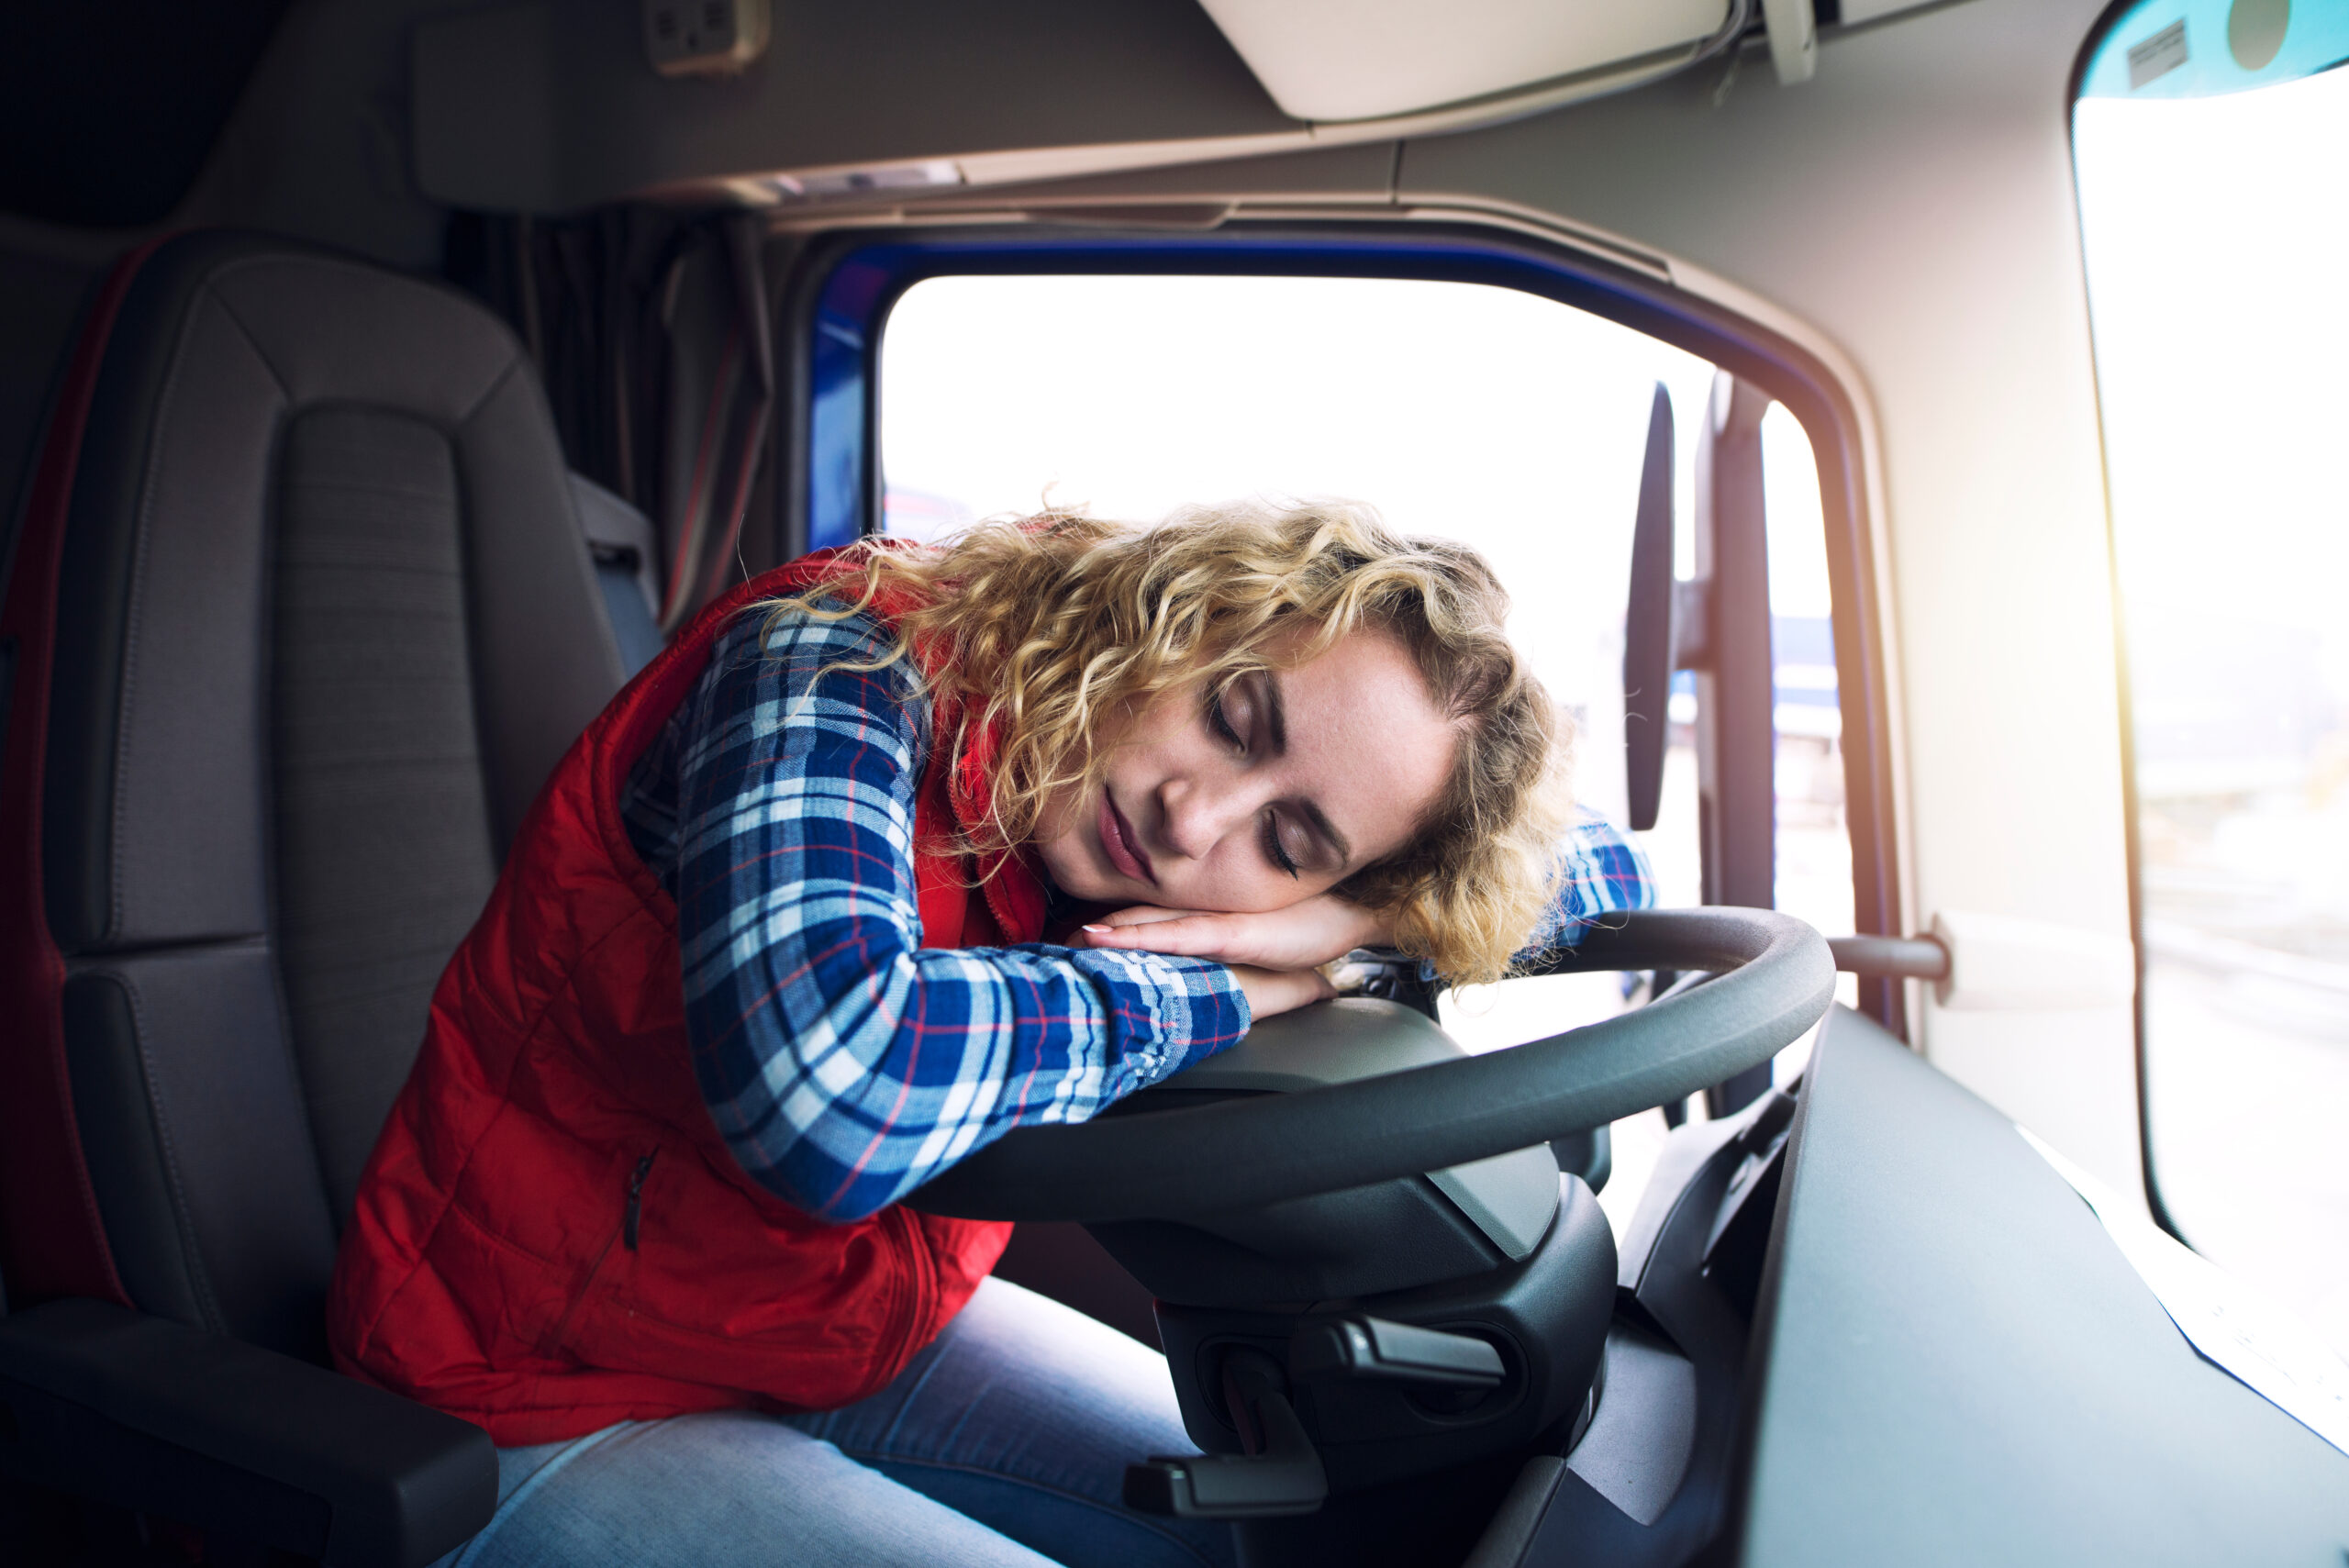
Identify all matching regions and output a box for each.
[0,233,630,1565]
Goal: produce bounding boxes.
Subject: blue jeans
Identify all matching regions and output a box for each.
[434,1277,1236,1568]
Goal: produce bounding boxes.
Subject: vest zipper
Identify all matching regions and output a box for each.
[624,1151,658,1251]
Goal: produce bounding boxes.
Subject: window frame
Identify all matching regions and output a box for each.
[2070,0,2176,1240]
[774,221,1907,1036]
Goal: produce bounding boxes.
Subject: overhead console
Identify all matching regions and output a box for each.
[408,0,1948,217]
[410,0,1301,214]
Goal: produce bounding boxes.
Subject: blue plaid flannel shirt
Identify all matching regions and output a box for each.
[623,606,1653,1224]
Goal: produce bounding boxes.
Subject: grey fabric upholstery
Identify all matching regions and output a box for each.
[37,234,628,1354]
[274,409,502,1226]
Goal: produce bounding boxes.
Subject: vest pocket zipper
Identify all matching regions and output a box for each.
[624,1151,658,1251]
[538,1147,660,1356]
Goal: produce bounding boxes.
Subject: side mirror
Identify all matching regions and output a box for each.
[1622,383,1676,831]
[1621,371,1780,1119]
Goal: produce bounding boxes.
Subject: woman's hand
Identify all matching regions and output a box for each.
[1074,898,1377,1022]
[1229,963,1339,1020]
[1077,895,1393,973]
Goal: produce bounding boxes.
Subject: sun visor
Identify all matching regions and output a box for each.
[1194,0,1732,123]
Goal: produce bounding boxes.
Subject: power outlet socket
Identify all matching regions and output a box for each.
[643,0,770,78]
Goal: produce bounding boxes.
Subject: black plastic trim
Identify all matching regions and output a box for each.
[0,1298,495,1568]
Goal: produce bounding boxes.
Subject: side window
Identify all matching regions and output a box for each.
[875,270,1855,1216]
[2073,4,2349,1355]
[879,275,1705,917]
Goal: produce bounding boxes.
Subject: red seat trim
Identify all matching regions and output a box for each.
[0,238,166,1309]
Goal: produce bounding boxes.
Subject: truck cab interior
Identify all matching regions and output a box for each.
[2,2,2346,1565]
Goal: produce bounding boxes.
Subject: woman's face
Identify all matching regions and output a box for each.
[1031,628,1458,914]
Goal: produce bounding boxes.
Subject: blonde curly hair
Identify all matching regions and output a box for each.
[757,501,1572,985]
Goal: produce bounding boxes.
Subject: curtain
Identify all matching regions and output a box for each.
[445,207,776,636]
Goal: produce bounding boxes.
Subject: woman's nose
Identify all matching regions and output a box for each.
[1160,774,1252,861]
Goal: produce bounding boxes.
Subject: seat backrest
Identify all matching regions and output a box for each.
[0,234,627,1362]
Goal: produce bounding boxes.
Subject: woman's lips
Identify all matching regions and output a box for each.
[1099,794,1155,885]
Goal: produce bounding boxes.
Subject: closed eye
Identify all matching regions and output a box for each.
[1208,691,1247,756]
[1262,812,1300,878]
[1210,681,1308,876]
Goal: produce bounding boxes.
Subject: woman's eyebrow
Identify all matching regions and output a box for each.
[1259,669,1289,754]
[1299,799,1352,867]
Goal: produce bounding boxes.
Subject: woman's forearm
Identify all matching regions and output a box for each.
[694,930,1246,1222]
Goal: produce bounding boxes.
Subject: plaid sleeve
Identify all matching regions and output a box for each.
[1520,806,1658,958]
[667,607,1249,1224]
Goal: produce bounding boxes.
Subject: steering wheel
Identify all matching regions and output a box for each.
[910,907,1834,1222]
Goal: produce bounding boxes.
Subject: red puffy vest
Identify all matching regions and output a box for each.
[328,551,1037,1445]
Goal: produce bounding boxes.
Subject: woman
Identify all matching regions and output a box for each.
[329,501,1652,1568]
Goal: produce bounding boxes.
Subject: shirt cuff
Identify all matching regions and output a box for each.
[1056,946,1252,1097]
